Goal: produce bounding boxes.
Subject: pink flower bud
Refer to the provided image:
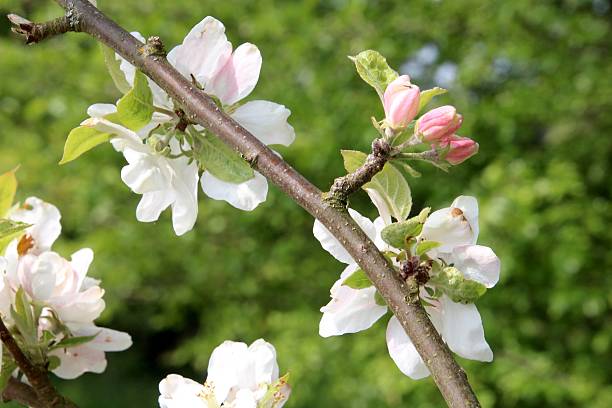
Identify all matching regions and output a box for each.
[383,75,420,129]
[416,105,463,142]
[441,135,479,165]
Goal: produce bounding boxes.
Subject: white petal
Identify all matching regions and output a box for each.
[70,248,94,290]
[9,197,61,253]
[168,159,199,235]
[87,103,116,118]
[231,101,295,147]
[385,316,430,379]
[438,296,493,362]
[248,339,279,385]
[120,151,171,194]
[420,207,474,254]
[200,171,268,211]
[207,341,249,404]
[208,43,262,105]
[50,345,107,379]
[136,191,174,223]
[451,196,479,243]
[312,208,376,264]
[319,267,387,337]
[168,16,232,86]
[233,389,257,408]
[76,326,133,352]
[450,245,500,288]
[159,374,208,408]
[365,188,392,226]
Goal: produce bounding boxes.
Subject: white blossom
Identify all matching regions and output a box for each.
[312,196,500,379]
[159,339,290,408]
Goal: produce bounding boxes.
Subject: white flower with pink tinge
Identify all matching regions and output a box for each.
[312,196,500,379]
[117,17,295,212]
[159,339,290,408]
[0,197,132,379]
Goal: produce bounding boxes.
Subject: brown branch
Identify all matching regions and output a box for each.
[3,378,45,408]
[7,14,78,44]
[0,316,77,407]
[325,138,392,208]
[12,1,482,406]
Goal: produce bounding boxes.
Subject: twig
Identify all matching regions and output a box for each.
[2,378,44,408]
[11,1,482,406]
[325,138,392,208]
[0,316,77,407]
[7,14,78,44]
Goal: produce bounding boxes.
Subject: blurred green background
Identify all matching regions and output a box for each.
[1,0,611,406]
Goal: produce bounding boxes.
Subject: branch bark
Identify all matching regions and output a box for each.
[12,1,482,406]
[3,378,45,408]
[0,316,77,407]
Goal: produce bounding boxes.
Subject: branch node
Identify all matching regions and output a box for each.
[141,35,166,57]
[325,138,392,208]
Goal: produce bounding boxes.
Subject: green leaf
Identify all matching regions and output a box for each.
[342,269,373,289]
[416,240,441,256]
[11,288,37,345]
[59,126,112,165]
[100,44,131,94]
[0,169,17,217]
[374,291,386,306]
[0,347,17,394]
[196,130,255,184]
[47,355,61,371]
[0,219,30,254]
[341,150,412,221]
[49,334,99,351]
[381,220,424,249]
[350,50,399,98]
[392,161,422,178]
[116,70,154,131]
[418,87,448,113]
[429,266,487,304]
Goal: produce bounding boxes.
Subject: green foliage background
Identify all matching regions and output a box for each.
[0,0,610,406]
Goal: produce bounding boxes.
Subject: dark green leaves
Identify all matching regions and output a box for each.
[350,50,399,98]
[197,131,255,184]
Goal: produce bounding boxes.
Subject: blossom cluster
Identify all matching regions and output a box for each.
[383,75,478,165]
[69,16,295,236]
[314,196,500,379]
[0,191,131,379]
[159,339,290,408]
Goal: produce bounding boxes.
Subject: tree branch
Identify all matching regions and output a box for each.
[3,378,45,408]
[7,14,78,44]
[0,316,77,407]
[12,1,481,406]
[325,138,392,208]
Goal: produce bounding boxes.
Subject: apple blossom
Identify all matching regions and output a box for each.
[0,197,132,379]
[112,17,295,213]
[159,339,290,408]
[383,75,420,130]
[313,196,500,379]
[415,105,463,142]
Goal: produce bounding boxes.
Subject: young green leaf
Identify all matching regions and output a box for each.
[416,240,441,256]
[381,219,424,249]
[342,269,373,289]
[0,169,17,217]
[429,266,487,304]
[49,334,99,351]
[116,70,154,131]
[197,131,255,184]
[100,44,131,94]
[374,291,387,306]
[11,288,37,345]
[0,219,30,254]
[418,87,448,113]
[350,50,399,98]
[59,126,112,165]
[341,150,412,221]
